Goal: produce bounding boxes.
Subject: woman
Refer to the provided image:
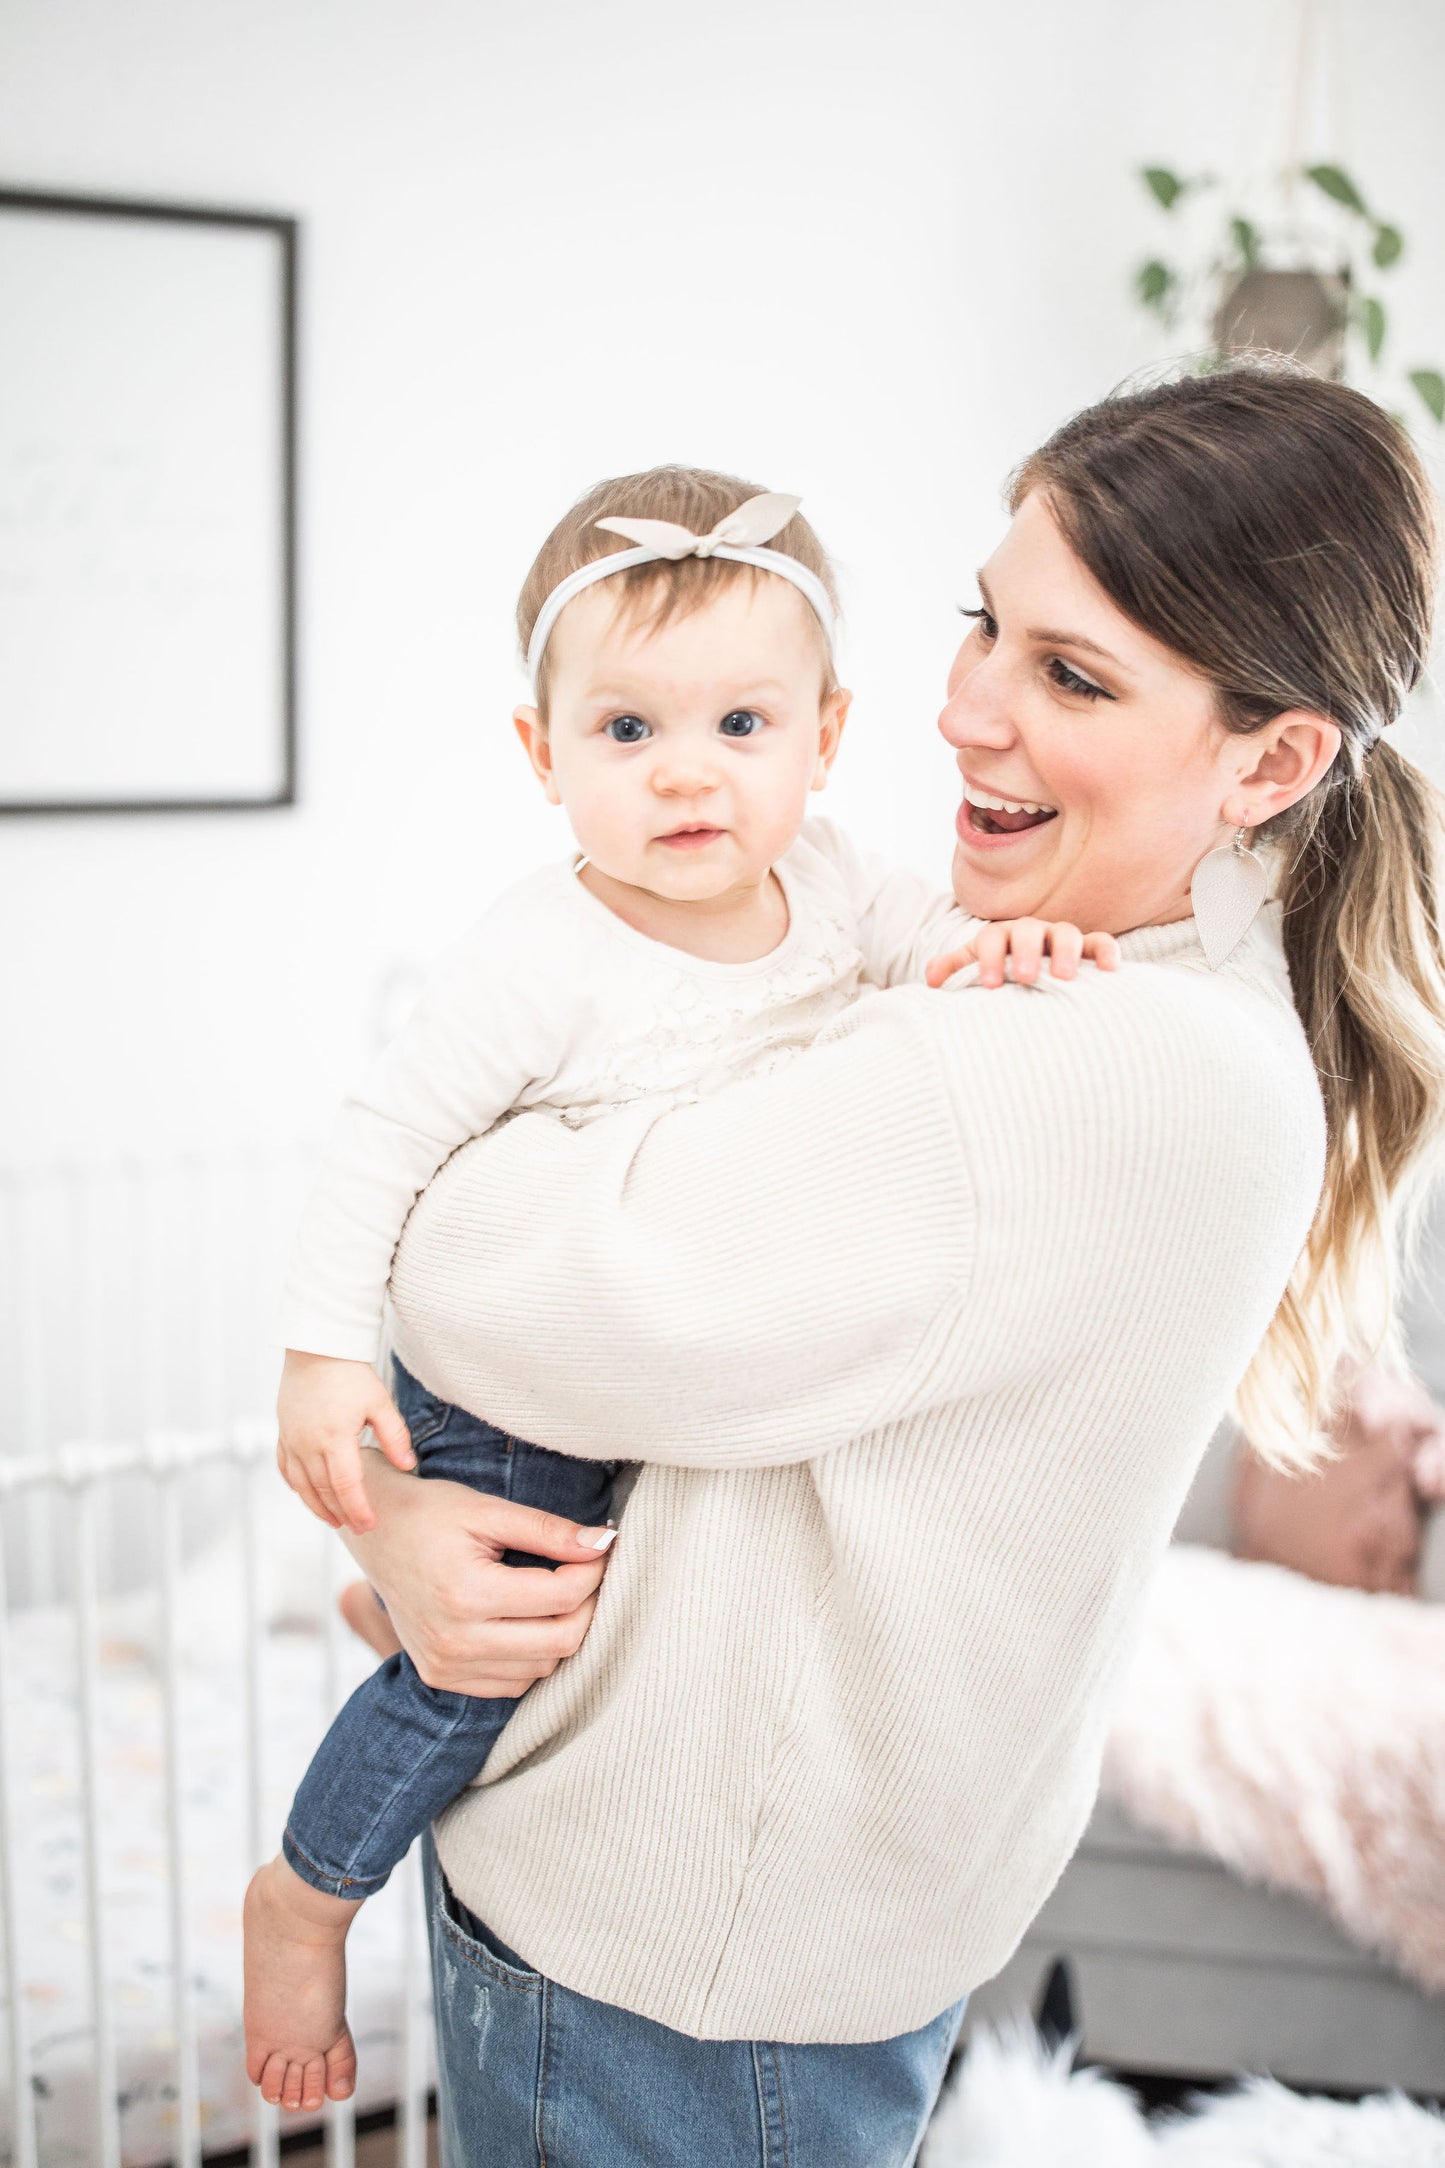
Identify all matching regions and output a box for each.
[346,367,1445,2164]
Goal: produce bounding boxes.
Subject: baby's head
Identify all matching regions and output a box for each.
[513,467,848,904]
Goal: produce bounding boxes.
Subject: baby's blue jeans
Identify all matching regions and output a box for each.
[282,1360,618,1901]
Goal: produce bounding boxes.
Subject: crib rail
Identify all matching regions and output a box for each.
[0,1421,435,2168]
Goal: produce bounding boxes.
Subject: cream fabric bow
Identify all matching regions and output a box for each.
[594,492,801,559]
[524,490,832,687]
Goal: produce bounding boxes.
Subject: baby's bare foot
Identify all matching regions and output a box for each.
[244,1855,361,2112]
[338,1577,403,1659]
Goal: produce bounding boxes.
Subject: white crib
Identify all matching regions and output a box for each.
[0,1153,435,2168]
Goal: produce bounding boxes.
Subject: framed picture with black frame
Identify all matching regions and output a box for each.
[0,186,297,813]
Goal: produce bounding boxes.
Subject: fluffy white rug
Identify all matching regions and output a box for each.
[922,2027,1445,2167]
[1152,2079,1445,2165]
[923,2027,1154,2167]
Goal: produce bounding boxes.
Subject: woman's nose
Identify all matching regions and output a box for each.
[937,649,1014,752]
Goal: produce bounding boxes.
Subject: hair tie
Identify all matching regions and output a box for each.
[525,491,836,689]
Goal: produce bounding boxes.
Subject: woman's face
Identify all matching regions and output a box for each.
[939,491,1247,934]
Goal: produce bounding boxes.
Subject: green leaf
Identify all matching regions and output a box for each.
[1408,368,1445,424]
[1356,294,1387,363]
[1305,163,1369,216]
[1135,259,1174,309]
[1142,166,1186,212]
[1372,223,1404,269]
[1229,215,1260,268]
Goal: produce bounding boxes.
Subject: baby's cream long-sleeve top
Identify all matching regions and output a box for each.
[390,902,1324,2045]
[278,822,964,1361]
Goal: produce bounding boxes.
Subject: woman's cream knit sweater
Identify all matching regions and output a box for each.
[388,905,1324,2043]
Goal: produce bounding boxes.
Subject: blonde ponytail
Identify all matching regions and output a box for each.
[1237,741,1445,1465]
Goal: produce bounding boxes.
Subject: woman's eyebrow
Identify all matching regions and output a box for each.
[976,571,1133,676]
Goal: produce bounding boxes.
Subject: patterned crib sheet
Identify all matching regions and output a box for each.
[0,1517,435,2166]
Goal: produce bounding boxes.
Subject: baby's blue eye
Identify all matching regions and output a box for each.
[719,710,765,738]
[605,715,651,743]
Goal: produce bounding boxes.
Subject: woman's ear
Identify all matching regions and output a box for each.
[811,688,853,791]
[1224,710,1343,829]
[513,706,563,806]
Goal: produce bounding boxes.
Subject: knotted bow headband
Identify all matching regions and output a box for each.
[525,491,836,689]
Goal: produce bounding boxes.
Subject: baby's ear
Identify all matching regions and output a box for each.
[812,687,852,790]
[514,707,562,806]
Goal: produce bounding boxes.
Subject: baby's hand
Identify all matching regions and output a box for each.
[276,1350,417,1533]
[925,918,1120,991]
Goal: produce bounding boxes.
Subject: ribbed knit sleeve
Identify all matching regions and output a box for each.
[388,954,1322,1471]
[388,990,974,1465]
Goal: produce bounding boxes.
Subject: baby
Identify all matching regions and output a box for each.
[244,466,1115,2113]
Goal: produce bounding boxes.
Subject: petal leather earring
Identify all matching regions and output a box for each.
[1190,827,1269,970]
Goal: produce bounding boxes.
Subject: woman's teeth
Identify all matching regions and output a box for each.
[961,783,1058,838]
[963,785,1056,816]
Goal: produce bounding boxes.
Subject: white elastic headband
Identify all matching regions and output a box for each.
[525,491,836,690]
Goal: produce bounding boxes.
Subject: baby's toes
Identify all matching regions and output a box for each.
[301,2055,332,2114]
[276,2055,317,2113]
[326,2029,358,2101]
[258,2052,290,2106]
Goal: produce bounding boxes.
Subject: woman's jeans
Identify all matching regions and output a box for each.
[283,1362,618,1900]
[423,1839,966,2168]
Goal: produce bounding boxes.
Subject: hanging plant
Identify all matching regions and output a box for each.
[1134,161,1444,429]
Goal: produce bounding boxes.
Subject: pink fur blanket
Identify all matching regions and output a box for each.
[1101,1544,1445,1992]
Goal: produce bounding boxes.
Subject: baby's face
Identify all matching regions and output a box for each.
[516,575,848,904]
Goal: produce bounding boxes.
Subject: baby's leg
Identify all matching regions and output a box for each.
[338,1578,402,1658]
[245,1363,616,2105]
[245,1648,528,2107]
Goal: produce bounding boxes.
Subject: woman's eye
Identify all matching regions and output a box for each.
[960,606,998,642]
[605,715,651,743]
[1047,657,1111,701]
[718,709,766,738]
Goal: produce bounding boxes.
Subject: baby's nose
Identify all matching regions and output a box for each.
[652,757,719,795]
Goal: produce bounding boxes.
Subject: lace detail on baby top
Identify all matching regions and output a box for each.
[548,892,865,1127]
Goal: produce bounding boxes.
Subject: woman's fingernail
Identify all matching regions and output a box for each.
[582,1527,617,1550]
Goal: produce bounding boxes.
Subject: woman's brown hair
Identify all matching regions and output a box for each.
[1013,362,1445,1467]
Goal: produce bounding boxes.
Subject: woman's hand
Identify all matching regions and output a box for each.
[341,1456,616,1696]
[926,919,1120,991]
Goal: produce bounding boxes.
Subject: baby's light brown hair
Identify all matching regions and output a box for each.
[517,465,841,723]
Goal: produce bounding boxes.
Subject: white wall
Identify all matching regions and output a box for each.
[3,0,1443,1163]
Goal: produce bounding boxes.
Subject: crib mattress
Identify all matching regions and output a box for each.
[0,1544,435,2167]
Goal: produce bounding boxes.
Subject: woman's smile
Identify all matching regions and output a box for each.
[955,775,1059,852]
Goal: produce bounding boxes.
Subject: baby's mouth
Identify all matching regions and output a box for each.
[656,825,724,848]
[961,783,1058,837]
